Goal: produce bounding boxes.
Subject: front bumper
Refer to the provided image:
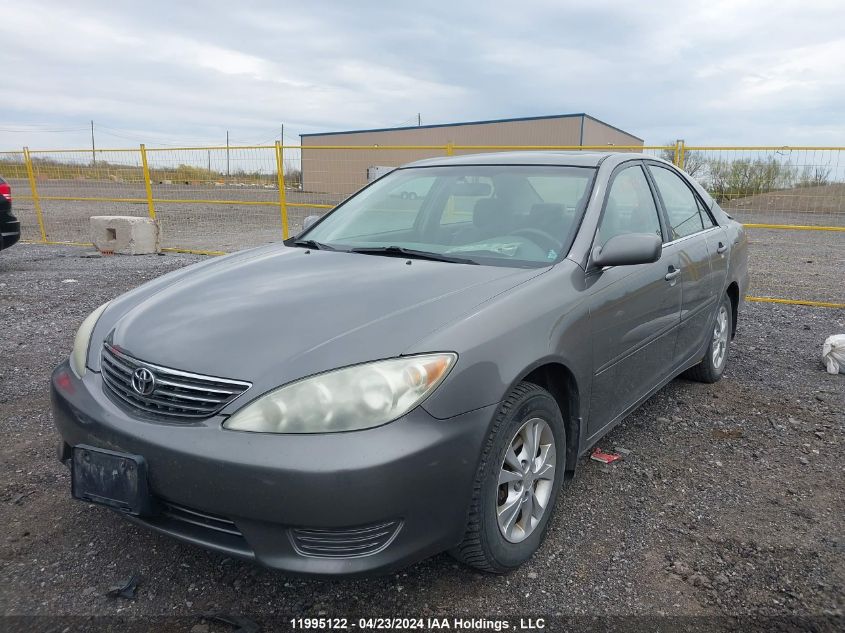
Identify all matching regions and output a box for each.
[51,361,494,576]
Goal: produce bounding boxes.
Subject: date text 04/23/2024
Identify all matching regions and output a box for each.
[289,617,547,630]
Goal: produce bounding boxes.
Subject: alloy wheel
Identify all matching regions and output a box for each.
[712,305,729,369]
[497,417,556,543]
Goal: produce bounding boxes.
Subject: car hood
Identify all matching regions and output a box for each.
[96,245,545,394]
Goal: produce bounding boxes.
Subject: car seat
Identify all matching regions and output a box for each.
[527,203,568,238]
[452,198,512,244]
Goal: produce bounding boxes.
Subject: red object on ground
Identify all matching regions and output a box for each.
[590,448,622,464]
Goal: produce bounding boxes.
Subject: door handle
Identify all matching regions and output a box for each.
[716,242,727,254]
[665,266,681,281]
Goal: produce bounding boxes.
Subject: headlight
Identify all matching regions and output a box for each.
[224,353,457,434]
[70,302,110,378]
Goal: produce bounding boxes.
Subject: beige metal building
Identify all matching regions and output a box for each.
[300,113,643,195]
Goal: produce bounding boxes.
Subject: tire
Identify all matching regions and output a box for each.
[450,382,566,573]
[684,293,733,383]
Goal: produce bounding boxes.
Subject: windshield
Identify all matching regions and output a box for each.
[299,165,596,267]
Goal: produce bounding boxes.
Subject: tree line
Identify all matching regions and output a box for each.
[660,144,833,202]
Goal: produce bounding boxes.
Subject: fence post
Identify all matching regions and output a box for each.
[445,142,454,156]
[139,144,156,220]
[275,141,290,239]
[23,147,47,242]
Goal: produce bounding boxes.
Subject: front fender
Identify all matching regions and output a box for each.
[410,261,592,425]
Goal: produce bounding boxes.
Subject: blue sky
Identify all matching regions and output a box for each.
[1,0,843,150]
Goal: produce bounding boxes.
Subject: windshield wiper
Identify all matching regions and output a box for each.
[350,245,478,265]
[292,239,335,251]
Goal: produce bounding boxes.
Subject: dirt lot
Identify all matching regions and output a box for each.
[742,228,844,304]
[1,244,843,632]
[7,179,344,252]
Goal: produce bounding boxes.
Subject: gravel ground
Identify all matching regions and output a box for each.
[741,228,845,304]
[1,244,843,632]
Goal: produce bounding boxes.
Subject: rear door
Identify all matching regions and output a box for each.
[586,163,682,440]
[697,196,729,309]
[646,164,722,366]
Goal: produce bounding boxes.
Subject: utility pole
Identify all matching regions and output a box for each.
[280,123,284,144]
[417,113,421,126]
[226,130,230,177]
[207,150,211,173]
[91,120,95,165]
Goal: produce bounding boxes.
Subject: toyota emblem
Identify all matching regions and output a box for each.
[131,367,156,396]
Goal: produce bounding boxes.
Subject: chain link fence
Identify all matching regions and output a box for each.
[681,145,845,229]
[1,143,842,306]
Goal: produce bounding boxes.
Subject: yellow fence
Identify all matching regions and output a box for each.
[1,143,843,307]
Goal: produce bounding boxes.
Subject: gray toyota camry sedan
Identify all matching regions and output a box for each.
[51,152,748,576]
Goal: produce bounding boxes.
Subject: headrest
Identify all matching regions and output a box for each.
[473,198,503,230]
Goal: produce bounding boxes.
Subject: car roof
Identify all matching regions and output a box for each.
[402,151,659,169]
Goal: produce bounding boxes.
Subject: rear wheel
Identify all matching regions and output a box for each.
[684,293,732,383]
[450,382,566,573]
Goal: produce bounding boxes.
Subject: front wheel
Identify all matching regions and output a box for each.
[684,293,733,383]
[450,382,566,573]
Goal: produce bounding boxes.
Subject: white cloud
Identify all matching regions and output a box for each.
[699,39,845,110]
[1,0,844,148]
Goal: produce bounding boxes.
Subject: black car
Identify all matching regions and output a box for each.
[0,176,21,251]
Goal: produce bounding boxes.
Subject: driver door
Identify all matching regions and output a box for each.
[586,163,682,441]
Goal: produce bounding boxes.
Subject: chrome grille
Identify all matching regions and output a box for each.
[100,343,251,419]
[290,520,402,558]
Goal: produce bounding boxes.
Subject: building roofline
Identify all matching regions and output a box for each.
[300,113,643,142]
[581,113,644,143]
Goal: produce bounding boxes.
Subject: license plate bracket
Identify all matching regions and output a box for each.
[71,445,152,516]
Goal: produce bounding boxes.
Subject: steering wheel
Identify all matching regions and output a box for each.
[509,228,563,253]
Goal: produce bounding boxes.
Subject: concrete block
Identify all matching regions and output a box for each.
[90,216,160,255]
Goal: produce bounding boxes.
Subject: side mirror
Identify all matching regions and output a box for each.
[300,214,321,234]
[592,233,662,268]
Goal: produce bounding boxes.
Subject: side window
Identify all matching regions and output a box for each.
[440,176,494,226]
[697,197,715,228]
[596,165,662,247]
[355,175,434,234]
[527,175,588,207]
[650,166,709,239]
